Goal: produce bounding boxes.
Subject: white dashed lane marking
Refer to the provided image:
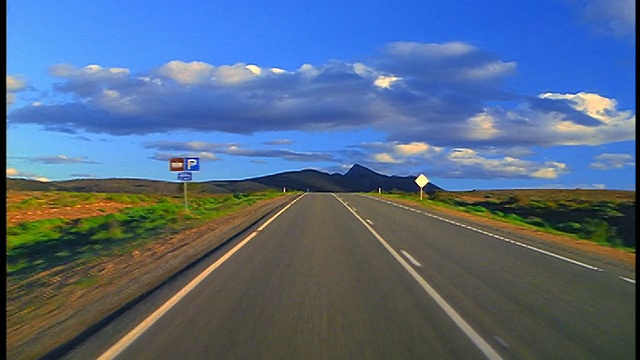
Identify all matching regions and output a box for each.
[400,250,423,268]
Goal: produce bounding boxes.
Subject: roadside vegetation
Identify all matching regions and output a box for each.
[374,189,635,253]
[4,187,634,360]
[7,188,635,281]
[6,190,287,280]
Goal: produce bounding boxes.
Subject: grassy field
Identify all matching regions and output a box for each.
[7,188,635,280]
[373,188,635,253]
[6,190,288,279]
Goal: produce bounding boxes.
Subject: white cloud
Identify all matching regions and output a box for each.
[531,163,568,179]
[374,153,403,163]
[374,75,401,89]
[394,142,431,156]
[572,0,636,37]
[264,139,294,146]
[186,141,220,151]
[270,67,287,74]
[384,41,476,58]
[589,153,635,169]
[536,92,636,145]
[147,141,334,163]
[6,75,27,106]
[6,42,634,151]
[541,91,627,124]
[214,64,261,84]
[30,155,99,164]
[7,93,16,106]
[449,148,477,159]
[352,62,373,77]
[298,63,320,78]
[6,76,26,91]
[463,61,517,80]
[443,148,569,179]
[466,113,500,140]
[350,141,569,180]
[6,167,50,182]
[245,64,262,75]
[192,152,220,161]
[156,60,215,85]
[50,64,130,79]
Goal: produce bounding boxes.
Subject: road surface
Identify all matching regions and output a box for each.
[61,193,635,360]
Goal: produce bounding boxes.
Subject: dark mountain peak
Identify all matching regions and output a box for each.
[344,164,381,178]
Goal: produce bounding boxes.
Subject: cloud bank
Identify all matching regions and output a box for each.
[7,41,634,151]
[570,0,636,38]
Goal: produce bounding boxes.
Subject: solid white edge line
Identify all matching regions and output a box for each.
[332,194,503,360]
[97,193,306,360]
[363,195,603,272]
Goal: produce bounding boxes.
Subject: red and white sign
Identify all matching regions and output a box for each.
[170,158,184,171]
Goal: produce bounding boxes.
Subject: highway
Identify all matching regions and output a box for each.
[61,193,635,360]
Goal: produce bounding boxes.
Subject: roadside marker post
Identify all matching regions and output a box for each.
[414,173,430,200]
[177,172,192,210]
[170,158,200,211]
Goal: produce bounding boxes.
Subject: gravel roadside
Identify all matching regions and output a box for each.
[7,194,297,360]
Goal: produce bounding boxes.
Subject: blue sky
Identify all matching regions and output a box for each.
[6,0,636,191]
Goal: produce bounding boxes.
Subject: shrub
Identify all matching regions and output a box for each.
[505,213,524,223]
[525,216,547,228]
[555,222,582,234]
[581,218,617,245]
[466,205,487,213]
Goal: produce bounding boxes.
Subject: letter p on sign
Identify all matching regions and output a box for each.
[185,157,200,171]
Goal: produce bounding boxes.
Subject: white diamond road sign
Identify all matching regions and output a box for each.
[414,173,429,188]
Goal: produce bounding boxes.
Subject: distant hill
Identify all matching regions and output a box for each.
[6,164,444,195]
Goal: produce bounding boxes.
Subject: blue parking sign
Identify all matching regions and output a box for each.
[185,157,200,171]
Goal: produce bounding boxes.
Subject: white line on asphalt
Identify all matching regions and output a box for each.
[493,336,510,349]
[364,195,603,272]
[619,276,636,284]
[97,194,306,360]
[400,250,423,267]
[332,194,503,360]
[365,219,374,225]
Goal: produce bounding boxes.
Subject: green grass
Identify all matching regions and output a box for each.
[370,191,635,253]
[6,190,285,278]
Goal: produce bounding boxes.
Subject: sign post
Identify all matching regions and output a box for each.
[177,172,192,210]
[414,173,430,200]
[170,157,200,211]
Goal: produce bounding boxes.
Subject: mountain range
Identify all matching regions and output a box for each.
[6,164,444,195]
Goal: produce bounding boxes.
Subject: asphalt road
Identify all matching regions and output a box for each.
[61,193,635,360]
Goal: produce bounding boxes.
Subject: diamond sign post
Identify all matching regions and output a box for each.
[414,173,430,200]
